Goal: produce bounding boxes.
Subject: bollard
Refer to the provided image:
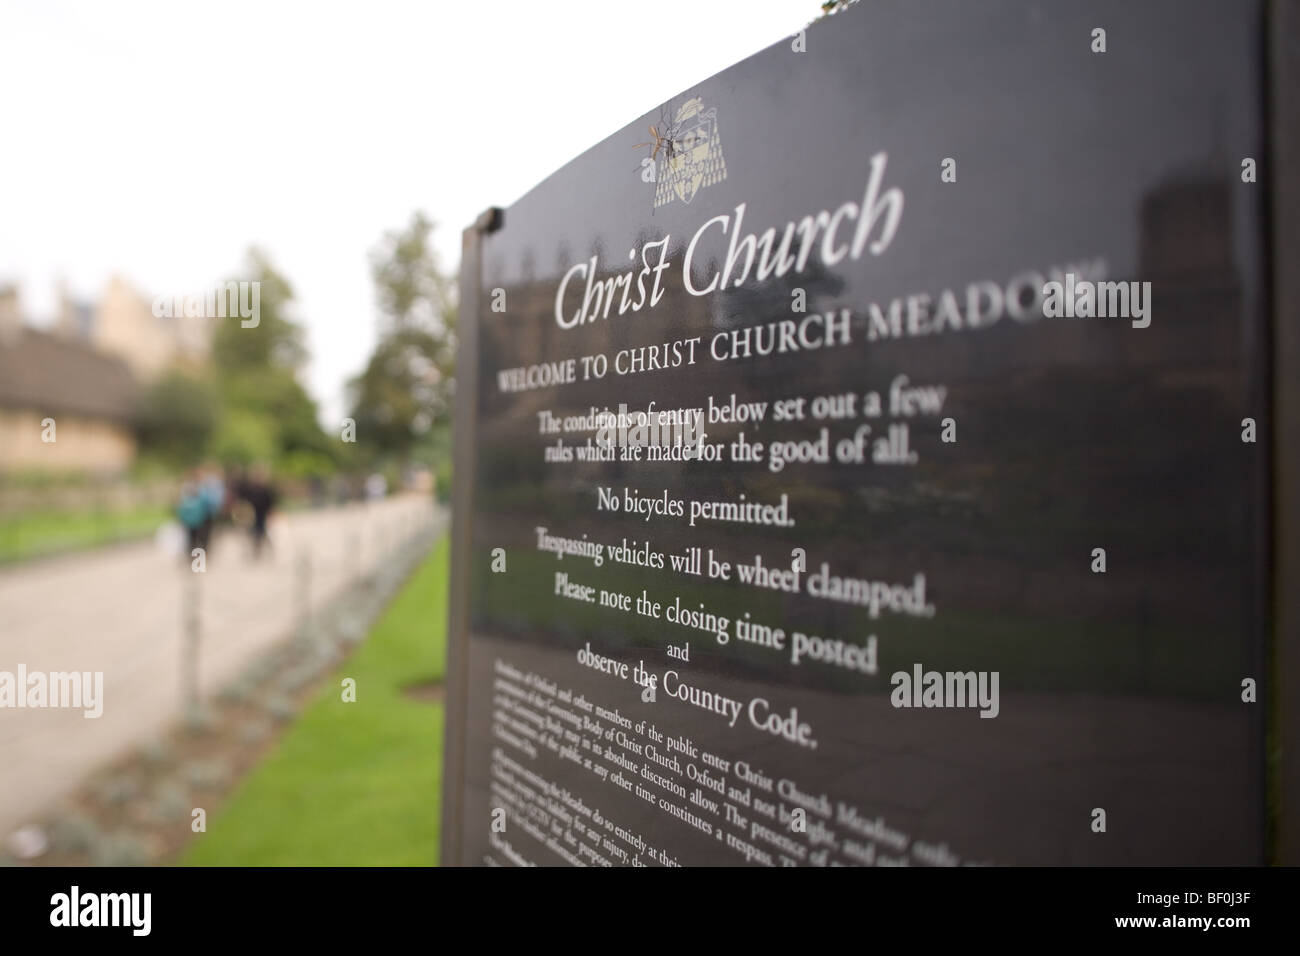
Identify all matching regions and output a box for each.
[296,548,313,641]
[181,570,201,719]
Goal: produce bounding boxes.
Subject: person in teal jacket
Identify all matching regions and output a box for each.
[176,469,209,559]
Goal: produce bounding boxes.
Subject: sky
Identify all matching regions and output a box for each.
[0,0,813,426]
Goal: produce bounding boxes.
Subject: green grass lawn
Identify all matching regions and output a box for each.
[0,504,169,564]
[181,536,450,866]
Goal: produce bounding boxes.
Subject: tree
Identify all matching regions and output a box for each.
[208,249,331,468]
[820,0,858,15]
[349,212,457,463]
[210,248,306,375]
[209,407,277,466]
[369,211,454,337]
[134,370,218,466]
[222,369,333,458]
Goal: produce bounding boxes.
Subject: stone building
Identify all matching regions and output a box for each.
[0,286,140,474]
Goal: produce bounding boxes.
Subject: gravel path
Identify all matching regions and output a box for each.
[0,494,437,840]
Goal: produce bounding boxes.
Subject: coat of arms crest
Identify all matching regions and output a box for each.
[652,98,728,207]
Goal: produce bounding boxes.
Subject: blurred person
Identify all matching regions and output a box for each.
[331,474,351,506]
[238,463,278,558]
[365,472,387,501]
[227,465,249,516]
[308,473,326,509]
[197,462,226,552]
[175,469,209,560]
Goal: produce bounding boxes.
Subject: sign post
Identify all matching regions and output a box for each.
[442,0,1293,866]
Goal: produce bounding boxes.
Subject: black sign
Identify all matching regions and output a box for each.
[443,0,1282,866]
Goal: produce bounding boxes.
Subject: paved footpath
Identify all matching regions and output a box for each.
[0,494,437,840]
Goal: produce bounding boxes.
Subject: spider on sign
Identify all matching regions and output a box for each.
[632,105,681,164]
